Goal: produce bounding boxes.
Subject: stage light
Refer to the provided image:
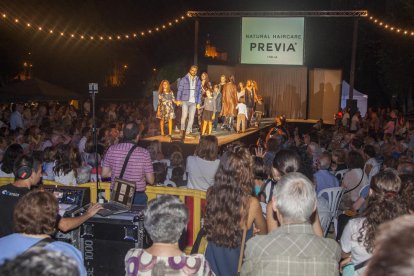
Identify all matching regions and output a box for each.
[125,35,129,38]
[153,68,157,71]
[60,32,64,36]
[2,14,6,18]
[397,29,400,32]
[141,32,145,36]
[117,35,121,39]
[379,22,383,26]
[374,19,378,23]
[133,33,137,37]
[162,25,166,29]
[108,36,112,40]
[411,32,414,36]
[168,22,172,26]
[390,27,394,30]
[404,30,408,34]
[49,30,53,34]
[369,16,373,20]
[26,23,31,27]
[81,35,84,39]
[71,34,74,37]
[38,27,42,31]
[90,36,94,39]
[385,24,388,28]
[155,27,159,31]
[181,16,185,19]
[175,19,179,23]
[14,18,19,23]
[148,30,152,33]
[100,36,104,40]
[123,64,128,69]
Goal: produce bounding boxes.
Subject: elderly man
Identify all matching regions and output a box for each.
[314,152,339,195]
[242,172,341,276]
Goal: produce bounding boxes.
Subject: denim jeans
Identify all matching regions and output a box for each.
[181,101,197,133]
[133,192,148,206]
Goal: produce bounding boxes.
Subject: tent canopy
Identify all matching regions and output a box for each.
[0,78,83,102]
[341,80,368,116]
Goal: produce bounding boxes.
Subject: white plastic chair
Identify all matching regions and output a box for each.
[335,169,349,182]
[318,211,332,237]
[318,187,344,236]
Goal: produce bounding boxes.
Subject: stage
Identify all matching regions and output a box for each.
[142,118,274,146]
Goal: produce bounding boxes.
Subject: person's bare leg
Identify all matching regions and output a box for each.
[208,121,213,135]
[202,121,207,135]
[168,119,173,136]
[160,119,164,136]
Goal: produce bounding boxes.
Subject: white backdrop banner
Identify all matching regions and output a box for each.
[241,17,305,65]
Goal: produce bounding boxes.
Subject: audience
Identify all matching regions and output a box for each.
[242,172,341,275]
[0,190,86,275]
[124,195,213,276]
[204,144,267,276]
[186,135,220,191]
[340,170,408,275]
[1,101,414,275]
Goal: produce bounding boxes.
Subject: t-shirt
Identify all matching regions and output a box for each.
[350,115,360,131]
[340,217,371,276]
[0,184,30,238]
[186,156,220,191]
[342,112,350,127]
[0,233,86,276]
[102,143,154,191]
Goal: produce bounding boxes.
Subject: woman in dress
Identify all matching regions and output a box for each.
[125,195,213,276]
[156,80,177,137]
[204,144,267,276]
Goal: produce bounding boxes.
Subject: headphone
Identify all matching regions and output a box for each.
[14,165,33,180]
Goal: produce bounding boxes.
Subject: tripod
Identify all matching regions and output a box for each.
[88,83,101,202]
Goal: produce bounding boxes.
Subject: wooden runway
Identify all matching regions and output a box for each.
[142,118,274,146]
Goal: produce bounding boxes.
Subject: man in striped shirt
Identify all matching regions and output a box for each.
[102,122,154,205]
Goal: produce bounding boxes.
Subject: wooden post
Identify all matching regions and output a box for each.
[349,19,359,100]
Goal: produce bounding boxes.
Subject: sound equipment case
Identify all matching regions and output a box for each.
[80,210,150,276]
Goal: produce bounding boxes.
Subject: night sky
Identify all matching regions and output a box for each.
[0,0,412,106]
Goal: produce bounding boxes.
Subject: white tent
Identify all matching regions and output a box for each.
[341,81,368,116]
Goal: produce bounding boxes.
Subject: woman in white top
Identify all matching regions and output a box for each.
[186,135,220,191]
[341,169,407,276]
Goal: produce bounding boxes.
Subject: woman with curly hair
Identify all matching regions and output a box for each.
[340,169,407,276]
[204,144,267,276]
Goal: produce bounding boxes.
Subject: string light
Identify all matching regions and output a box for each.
[367,14,414,38]
[0,10,188,43]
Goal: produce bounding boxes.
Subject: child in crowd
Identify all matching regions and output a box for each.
[201,88,216,136]
[156,80,177,136]
[170,167,186,187]
[153,162,167,186]
[236,96,248,133]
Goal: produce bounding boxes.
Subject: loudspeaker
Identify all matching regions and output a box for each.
[80,211,150,276]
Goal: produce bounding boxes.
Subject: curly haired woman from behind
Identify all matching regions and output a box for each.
[204,144,267,276]
[340,169,408,276]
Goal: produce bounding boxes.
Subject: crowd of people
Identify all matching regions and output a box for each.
[1,79,414,275]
